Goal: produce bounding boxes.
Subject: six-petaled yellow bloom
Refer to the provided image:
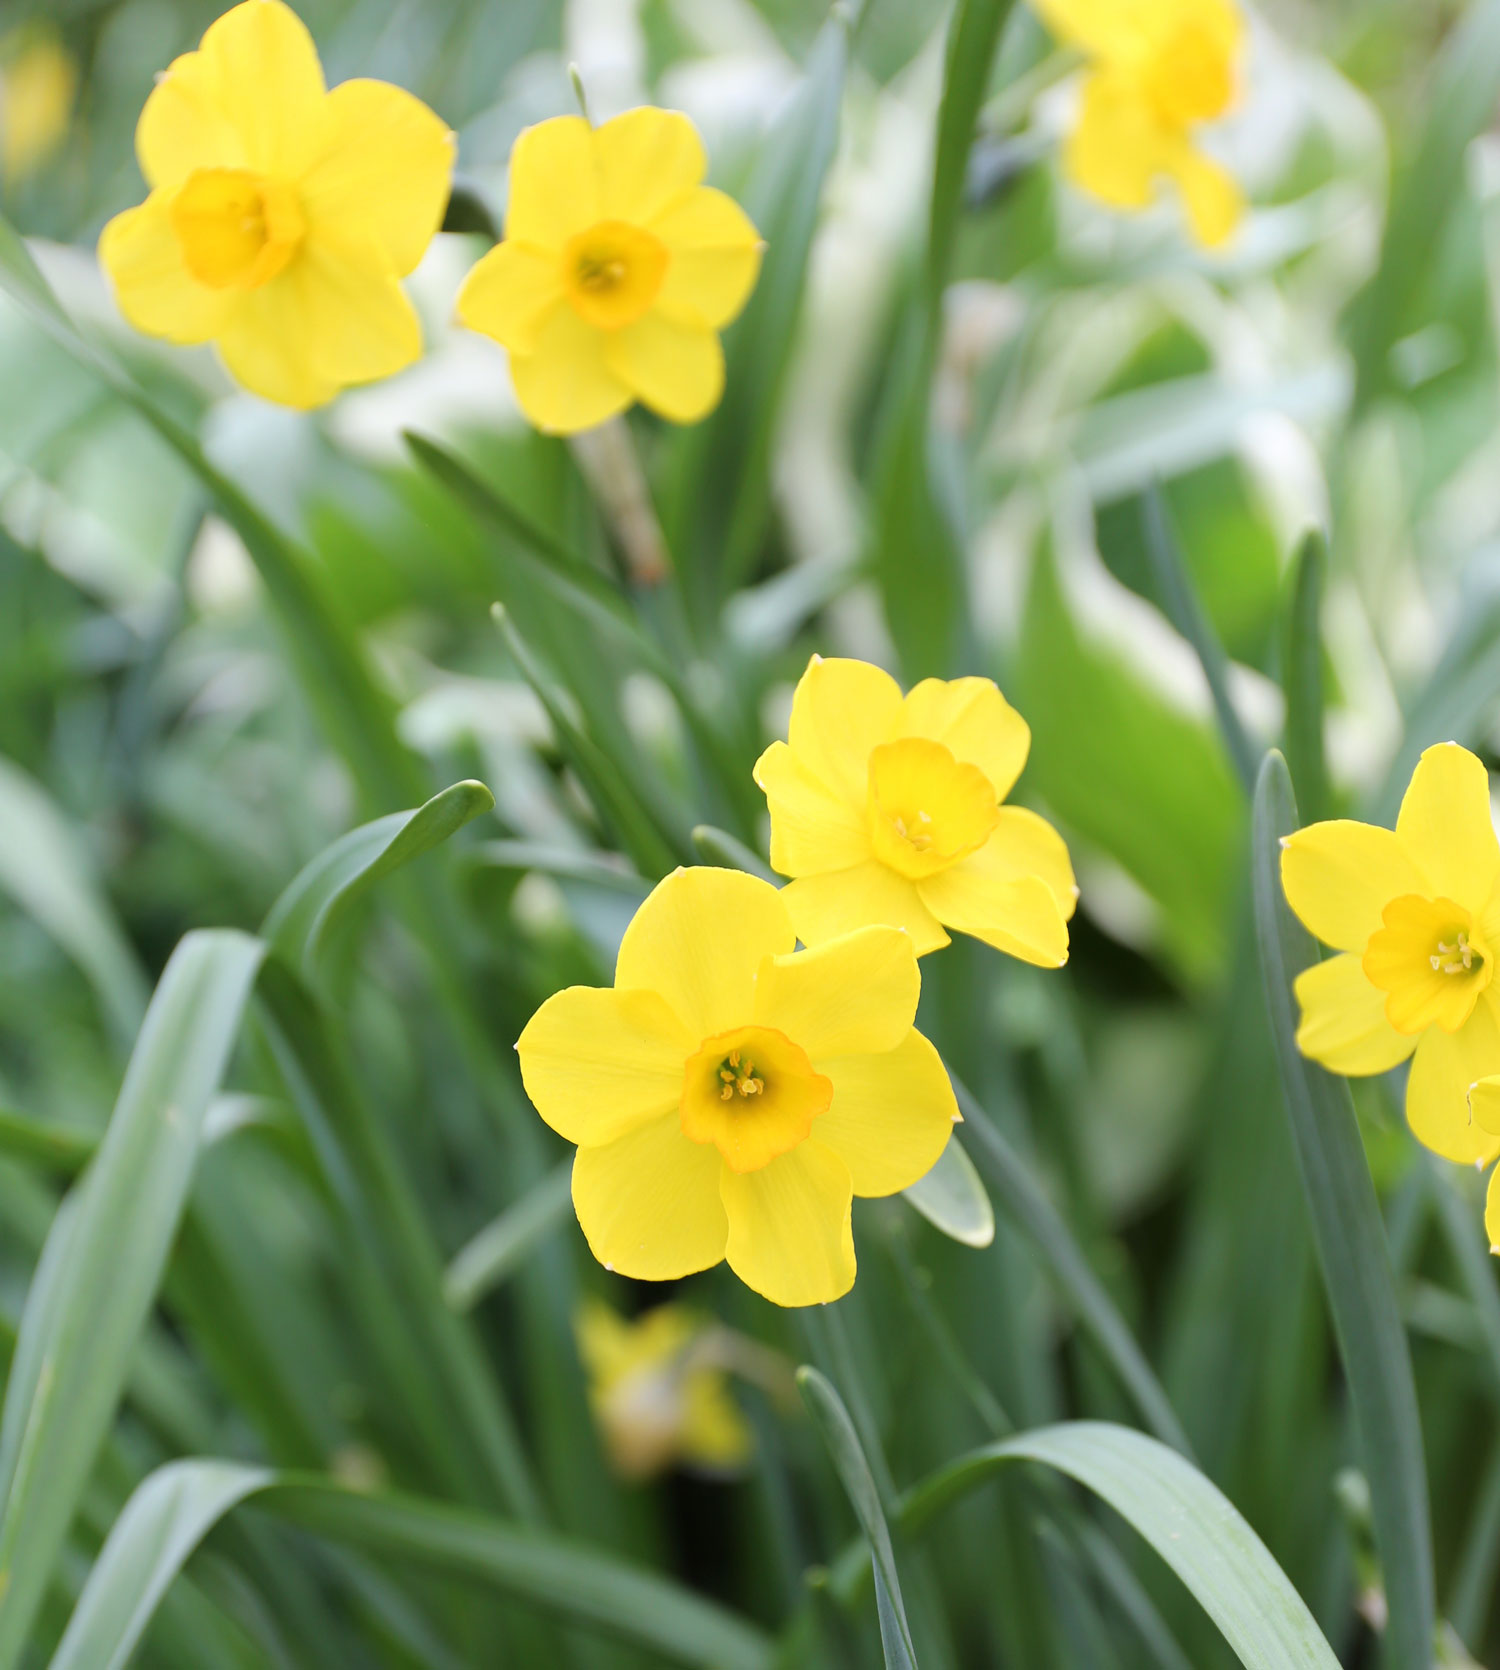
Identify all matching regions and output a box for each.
[753,657,1077,964]
[98,0,454,408]
[455,108,762,435]
[576,1298,752,1480]
[1033,0,1244,247]
[517,867,958,1307]
[1282,744,1500,1238]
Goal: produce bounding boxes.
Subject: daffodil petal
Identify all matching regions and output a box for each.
[816,1030,958,1197]
[652,186,762,331]
[917,867,1069,967]
[721,1139,854,1306]
[572,1111,729,1280]
[969,807,1077,920]
[299,78,454,275]
[1487,1162,1500,1255]
[616,867,794,1041]
[754,925,919,1058]
[455,241,563,355]
[517,985,693,1147]
[1472,1077,1500,1138]
[604,314,723,424]
[505,115,599,250]
[293,238,423,385]
[681,1375,753,1470]
[1165,138,1241,248]
[213,281,338,408]
[1279,821,1429,954]
[1396,743,1500,915]
[1030,0,1140,56]
[753,740,869,878]
[136,48,247,187]
[1292,953,1417,1076]
[1405,992,1500,1166]
[787,656,905,807]
[782,863,949,955]
[900,677,1031,803]
[1063,70,1165,213]
[98,195,233,344]
[595,106,705,225]
[507,304,631,435]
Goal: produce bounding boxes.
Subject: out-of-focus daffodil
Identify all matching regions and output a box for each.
[1281,744,1500,1242]
[98,0,453,408]
[1033,0,1244,247]
[575,1299,752,1479]
[754,657,1077,964]
[456,107,762,435]
[517,867,958,1307]
[0,30,75,185]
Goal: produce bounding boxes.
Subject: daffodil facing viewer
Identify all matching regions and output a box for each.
[99,0,454,407]
[456,107,762,434]
[1033,0,1244,247]
[576,1299,752,1480]
[753,657,1077,964]
[1282,744,1500,1241]
[517,867,958,1306]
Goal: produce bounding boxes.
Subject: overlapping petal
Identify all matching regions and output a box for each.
[596,107,705,225]
[507,304,632,434]
[455,241,562,355]
[918,867,1069,968]
[782,863,949,956]
[815,1031,958,1196]
[1165,135,1241,248]
[214,284,338,408]
[572,1111,729,1280]
[605,313,724,424]
[1396,743,1500,915]
[615,867,794,1041]
[753,741,869,878]
[504,114,599,249]
[900,677,1031,802]
[754,926,919,1059]
[721,1139,854,1306]
[652,187,763,331]
[963,807,1077,919]
[1280,821,1429,953]
[1292,953,1417,1076]
[98,195,233,344]
[1405,992,1500,1167]
[786,657,904,807]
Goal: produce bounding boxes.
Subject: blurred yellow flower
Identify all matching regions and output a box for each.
[1282,744,1500,1228]
[456,108,762,435]
[517,867,957,1307]
[576,1298,751,1479]
[98,0,454,408]
[1034,0,1244,247]
[1,30,75,185]
[754,657,1077,963]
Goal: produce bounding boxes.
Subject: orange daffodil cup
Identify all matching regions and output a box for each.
[754,657,1078,965]
[517,867,959,1307]
[1282,743,1500,1242]
[455,108,763,434]
[1033,0,1245,248]
[98,0,454,407]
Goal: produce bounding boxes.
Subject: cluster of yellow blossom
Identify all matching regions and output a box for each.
[96,0,1248,418]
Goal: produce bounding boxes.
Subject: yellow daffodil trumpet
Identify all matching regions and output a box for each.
[517,866,959,1307]
[1033,0,1245,248]
[753,656,1077,963]
[98,0,454,408]
[575,1299,753,1480]
[455,107,763,435]
[1281,743,1500,1242]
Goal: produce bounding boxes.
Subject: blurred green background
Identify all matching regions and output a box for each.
[4,0,1500,1665]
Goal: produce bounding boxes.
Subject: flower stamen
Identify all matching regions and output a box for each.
[1431,932,1478,975]
[718,1049,765,1101]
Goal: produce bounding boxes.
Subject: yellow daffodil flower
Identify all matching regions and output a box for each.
[1282,744,1500,1238]
[517,866,958,1307]
[455,108,762,435]
[98,0,454,408]
[753,657,1077,963]
[1033,0,1244,247]
[576,1299,752,1479]
[1,30,76,184]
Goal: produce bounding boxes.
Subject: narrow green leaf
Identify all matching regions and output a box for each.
[952,1074,1192,1457]
[1250,751,1434,1670]
[1141,486,1257,795]
[462,839,649,897]
[262,781,494,986]
[900,1422,1341,1670]
[690,824,776,884]
[0,755,148,1045]
[444,1162,573,1312]
[1280,532,1329,826]
[0,1110,96,1177]
[797,1367,920,1670]
[902,1133,995,1249]
[0,931,265,1669]
[50,1461,774,1670]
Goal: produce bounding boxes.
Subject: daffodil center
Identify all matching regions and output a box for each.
[562,220,668,330]
[866,737,999,880]
[1362,894,1494,1036]
[1143,21,1234,127]
[170,166,304,290]
[679,1024,832,1174]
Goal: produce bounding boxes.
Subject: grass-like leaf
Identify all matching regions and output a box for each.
[444,1162,574,1312]
[902,1132,995,1249]
[1279,531,1329,826]
[1251,750,1435,1670]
